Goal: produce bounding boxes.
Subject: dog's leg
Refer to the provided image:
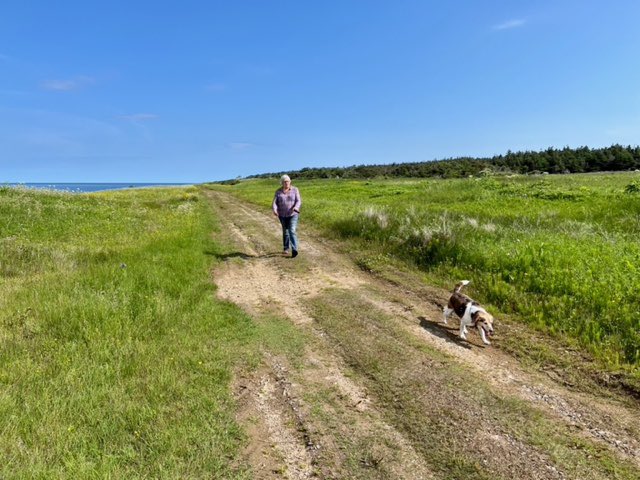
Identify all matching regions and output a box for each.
[478,325,491,345]
[459,321,467,340]
[459,305,472,340]
[443,307,453,325]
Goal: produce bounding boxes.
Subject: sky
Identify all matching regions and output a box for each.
[1,1,640,183]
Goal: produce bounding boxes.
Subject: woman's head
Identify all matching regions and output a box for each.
[280,174,291,187]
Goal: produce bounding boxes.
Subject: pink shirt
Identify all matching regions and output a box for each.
[272,186,301,217]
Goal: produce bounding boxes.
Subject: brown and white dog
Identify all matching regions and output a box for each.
[443,280,494,345]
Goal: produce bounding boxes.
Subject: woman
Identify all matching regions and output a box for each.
[272,174,302,257]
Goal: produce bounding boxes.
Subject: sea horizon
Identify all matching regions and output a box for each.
[5,182,193,193]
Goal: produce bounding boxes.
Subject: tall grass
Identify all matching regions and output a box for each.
[0,186,254,478]
[214,173,640,371]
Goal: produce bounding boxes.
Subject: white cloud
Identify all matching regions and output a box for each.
[0,89,29,96]
[228,142,254,150]
[118,113,159,121]
[0,107,122,158]
[205,83,226,92]
[41,76,95,91]
[242,64,274,76]
[22,131,81,152]
[493,19,526,30]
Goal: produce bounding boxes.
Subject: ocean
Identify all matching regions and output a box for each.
[6,183,191,193]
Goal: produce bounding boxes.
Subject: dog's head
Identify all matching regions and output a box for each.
[474,310,495,337]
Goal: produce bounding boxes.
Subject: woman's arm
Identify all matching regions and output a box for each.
[272,190,280,216]
[293,187,302,213]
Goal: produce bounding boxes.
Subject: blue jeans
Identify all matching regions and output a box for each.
[279,214,299,252]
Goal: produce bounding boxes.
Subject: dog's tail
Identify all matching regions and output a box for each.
[453,280,470,293]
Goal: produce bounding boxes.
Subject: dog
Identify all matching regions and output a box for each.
[443,280,494,345]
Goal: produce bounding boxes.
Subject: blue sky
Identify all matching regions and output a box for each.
[2,1,639,182]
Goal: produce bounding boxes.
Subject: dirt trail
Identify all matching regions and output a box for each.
[205,189,640,479]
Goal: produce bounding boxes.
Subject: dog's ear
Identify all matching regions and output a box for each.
[482,313,495,331]
[477,312,494,325]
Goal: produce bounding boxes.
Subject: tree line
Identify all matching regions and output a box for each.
[240,144,640,181]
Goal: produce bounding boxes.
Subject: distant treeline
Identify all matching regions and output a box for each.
[242,145,640,181]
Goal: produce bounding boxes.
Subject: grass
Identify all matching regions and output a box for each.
[208,172,640,382]
[308,289,640,480]
[5,177,638,477]
[0,186,258,478]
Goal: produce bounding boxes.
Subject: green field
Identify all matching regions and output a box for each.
[0,186,260,478]
[3,174,639,477]
[215,172,640,376]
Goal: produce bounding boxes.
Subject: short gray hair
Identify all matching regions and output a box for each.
[280,174,291,185]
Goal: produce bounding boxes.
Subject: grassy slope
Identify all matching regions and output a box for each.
[210,173,640,384]
[0,186,257,478]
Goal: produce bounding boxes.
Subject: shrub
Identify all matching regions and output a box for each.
[624,179,640,194]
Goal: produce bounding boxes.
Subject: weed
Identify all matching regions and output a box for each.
[624,179,640,194]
